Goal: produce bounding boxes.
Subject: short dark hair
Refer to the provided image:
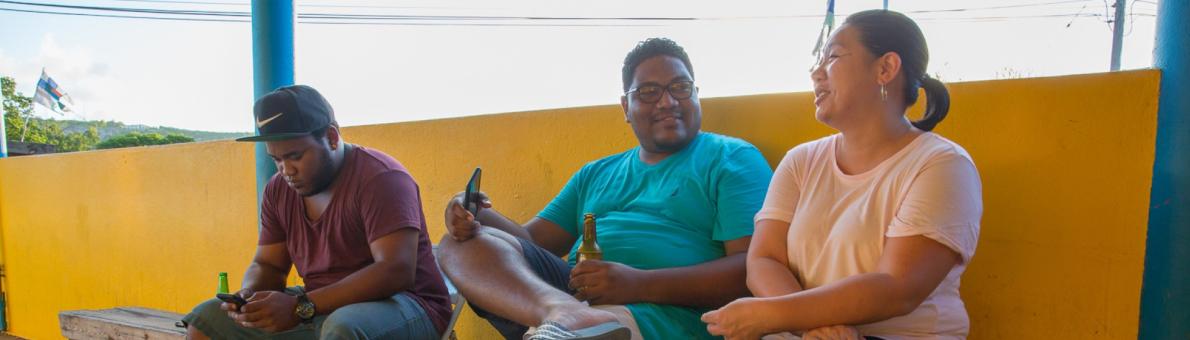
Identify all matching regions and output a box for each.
[845,10,950,131]
[621,38,695,92]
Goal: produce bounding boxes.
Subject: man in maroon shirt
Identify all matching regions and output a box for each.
[183,85,450,340]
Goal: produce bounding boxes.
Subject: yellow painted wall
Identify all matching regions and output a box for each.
[0,141,259,339]
[0,70,1159,339]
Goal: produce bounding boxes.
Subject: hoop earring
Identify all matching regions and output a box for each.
[880,84,888,102]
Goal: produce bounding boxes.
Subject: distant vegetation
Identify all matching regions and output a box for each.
[57,119,249,142]
[95,132,196,150]
[3,76,249,153]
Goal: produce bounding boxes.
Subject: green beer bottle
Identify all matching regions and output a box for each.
[577,213,602,262]
[218,272,230,294]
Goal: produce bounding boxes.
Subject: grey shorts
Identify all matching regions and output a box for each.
[183,287,440,340]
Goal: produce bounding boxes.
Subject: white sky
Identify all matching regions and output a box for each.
[0,0,1161,132]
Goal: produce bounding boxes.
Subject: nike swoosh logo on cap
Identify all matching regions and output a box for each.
[256,112,284,128]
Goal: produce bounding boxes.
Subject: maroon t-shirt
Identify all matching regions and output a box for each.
[259,145,450,332]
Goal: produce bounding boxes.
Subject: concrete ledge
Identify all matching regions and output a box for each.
[59,307,184,340]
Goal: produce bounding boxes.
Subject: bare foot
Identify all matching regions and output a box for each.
[540,302,619,330]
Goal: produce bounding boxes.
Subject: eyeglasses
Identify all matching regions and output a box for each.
[809,52,853,72]
[626,80,697,103]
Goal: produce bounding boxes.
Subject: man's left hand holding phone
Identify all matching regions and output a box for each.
[446,167,490,242]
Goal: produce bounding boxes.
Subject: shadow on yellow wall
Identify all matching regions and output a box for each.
[0,70,1159,339]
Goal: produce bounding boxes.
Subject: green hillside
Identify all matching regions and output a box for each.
[54,119,250,142]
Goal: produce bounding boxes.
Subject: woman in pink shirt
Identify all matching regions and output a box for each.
[703,10,982,340]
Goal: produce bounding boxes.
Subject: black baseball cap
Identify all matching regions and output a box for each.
[236,85,337,142]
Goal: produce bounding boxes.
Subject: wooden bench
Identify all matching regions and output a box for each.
[59,307,185,340]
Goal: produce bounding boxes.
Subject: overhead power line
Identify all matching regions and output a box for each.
[0,0,1157,27]
[906,0,1092,13]
[108,0,504,11]
[0,6,246,22]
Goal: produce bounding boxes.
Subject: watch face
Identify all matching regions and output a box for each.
[296,301,315,319]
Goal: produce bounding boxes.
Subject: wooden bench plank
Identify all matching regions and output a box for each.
[59,307,185,340]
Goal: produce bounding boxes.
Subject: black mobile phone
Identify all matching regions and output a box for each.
[216,293,248,311]
[463,167,482,216]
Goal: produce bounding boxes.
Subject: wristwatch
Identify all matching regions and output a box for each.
[294,291,316,323]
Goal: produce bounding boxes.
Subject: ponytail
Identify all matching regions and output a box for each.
[846,10,951,131]
[911,76,949,131]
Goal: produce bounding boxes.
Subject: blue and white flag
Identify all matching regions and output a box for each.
[812,0,836,56]
[33,69,74,114]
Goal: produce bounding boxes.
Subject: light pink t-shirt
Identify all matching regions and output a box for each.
[755,132,982,339]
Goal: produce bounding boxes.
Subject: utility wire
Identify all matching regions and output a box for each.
[0,0,1155,27]
[108,0,503,11]
[101,0,1109,13]
[107,0,245,5]
[0,0,811,22]
[906,0,1092,13]
[0,7,677,26]
[0,6,246,22]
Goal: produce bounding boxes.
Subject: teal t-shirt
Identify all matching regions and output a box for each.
[538,132,773,339]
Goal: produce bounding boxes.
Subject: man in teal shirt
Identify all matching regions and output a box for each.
[438,38,772,340]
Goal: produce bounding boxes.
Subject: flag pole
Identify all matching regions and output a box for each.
[19,114,30,142]
[812,0,836,56]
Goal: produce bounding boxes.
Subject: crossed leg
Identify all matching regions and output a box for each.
[437,227,619,337]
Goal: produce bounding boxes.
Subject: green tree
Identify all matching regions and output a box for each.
[3,76,40,142]
[2,76,100,152]
[95,132,194,150]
